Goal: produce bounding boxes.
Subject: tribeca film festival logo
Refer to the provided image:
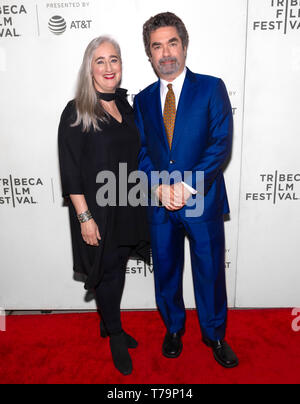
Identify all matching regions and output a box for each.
[246,172,300,203]
[0,4,27,38]
[0,176,44,207]
[253,0,300,34]
[126,258,154,278]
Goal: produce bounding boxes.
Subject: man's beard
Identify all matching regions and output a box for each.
[157,57,180,76]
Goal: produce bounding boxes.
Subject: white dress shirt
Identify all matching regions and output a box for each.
[160,67,197,195]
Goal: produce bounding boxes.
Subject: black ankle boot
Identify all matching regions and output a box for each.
[109,333,133,376]
[100,321,138,349]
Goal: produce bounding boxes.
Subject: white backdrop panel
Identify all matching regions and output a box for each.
[236,0,300,308]
[0,0,246,309]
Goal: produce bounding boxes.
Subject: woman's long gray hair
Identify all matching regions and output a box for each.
[72,36,122,132]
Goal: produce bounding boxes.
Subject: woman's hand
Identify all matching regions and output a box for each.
[69,195,101,246]
[81,219,101,246]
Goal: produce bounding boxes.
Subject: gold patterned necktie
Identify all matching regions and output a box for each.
[163,84,176,150]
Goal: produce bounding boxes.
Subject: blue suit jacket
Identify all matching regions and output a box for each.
[134,68,233,224]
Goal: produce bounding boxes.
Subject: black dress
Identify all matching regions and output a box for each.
[58,89,150,290]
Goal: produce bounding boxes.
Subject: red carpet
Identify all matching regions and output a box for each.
[0,309,299,384]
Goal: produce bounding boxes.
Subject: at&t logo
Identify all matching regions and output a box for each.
[48,15,92,35]
[48,16,67,35]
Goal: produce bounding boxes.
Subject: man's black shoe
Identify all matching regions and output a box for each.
[203,338,239,368]
[163,332,183,359]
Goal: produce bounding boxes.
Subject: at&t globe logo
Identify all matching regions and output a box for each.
[48,16,67,35]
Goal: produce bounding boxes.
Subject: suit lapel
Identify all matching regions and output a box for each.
[172,69,198,152]
[146,69,198,153]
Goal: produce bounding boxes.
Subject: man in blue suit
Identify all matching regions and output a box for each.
[134,12,238,368]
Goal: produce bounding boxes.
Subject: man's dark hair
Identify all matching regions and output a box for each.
[143,12,189,59]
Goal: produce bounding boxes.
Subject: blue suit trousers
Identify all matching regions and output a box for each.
[151,212,228,342]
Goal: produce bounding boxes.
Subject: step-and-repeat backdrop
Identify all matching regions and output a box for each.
[0,0,299,310]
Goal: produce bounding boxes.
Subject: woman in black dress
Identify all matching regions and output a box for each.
[58,36,150,376]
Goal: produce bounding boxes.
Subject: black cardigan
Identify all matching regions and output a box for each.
[58,89,150,290]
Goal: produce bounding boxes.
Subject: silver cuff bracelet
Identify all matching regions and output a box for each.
[77,210,93,224]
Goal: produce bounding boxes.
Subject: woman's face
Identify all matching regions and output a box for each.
[92,41,122,93]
